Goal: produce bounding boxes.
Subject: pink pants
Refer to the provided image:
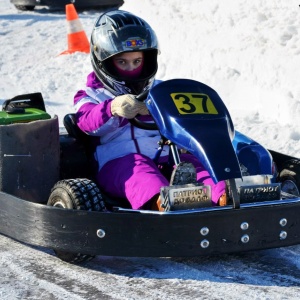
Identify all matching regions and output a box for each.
[97,153,225,209]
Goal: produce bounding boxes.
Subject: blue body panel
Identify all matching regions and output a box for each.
[233,131,273,177]
[146,79,273,182]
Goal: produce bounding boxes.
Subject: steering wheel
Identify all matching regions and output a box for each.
[129,91,158,130]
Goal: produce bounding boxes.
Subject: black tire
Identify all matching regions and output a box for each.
[279,159,300,196]
[15,5,35,11]
[47,178,107,263]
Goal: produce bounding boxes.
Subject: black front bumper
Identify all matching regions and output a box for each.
[1,190,300,257]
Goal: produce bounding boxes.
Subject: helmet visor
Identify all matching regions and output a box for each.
[93,24,159,62]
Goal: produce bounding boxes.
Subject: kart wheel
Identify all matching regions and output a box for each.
[279,159,300,196]
[14,5,35,11]
[47,178,107,264]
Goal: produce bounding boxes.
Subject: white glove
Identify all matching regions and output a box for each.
[111,94,148,119]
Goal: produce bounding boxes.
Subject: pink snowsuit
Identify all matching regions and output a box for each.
[74,72,225,209]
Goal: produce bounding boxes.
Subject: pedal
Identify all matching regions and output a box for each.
[170,162,197,186]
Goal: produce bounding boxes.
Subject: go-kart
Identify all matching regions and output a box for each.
[1,79,300,264]
[10,0,124,11]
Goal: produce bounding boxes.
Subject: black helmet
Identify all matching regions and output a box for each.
[90,10,160,95]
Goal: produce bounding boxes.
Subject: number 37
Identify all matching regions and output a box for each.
[170,93,218,115]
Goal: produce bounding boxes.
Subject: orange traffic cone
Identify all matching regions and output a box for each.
[60,4,90,55]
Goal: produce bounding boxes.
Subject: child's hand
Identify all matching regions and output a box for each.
[111,95,148,118]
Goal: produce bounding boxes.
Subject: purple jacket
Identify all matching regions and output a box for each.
[74,72,167,170]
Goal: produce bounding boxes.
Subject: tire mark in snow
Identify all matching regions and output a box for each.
[0,238,113,300]
[168,249,300,298]
[1,236,300,299]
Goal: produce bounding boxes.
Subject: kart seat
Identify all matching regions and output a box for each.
[63,113,88,142]
[62,113,132,208]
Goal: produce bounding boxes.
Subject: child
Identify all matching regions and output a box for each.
[74,10,226,210]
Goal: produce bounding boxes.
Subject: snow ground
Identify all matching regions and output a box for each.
[1,0,300,299]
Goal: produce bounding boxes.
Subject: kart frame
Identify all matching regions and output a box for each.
[0,121,299,258]
[1,82,300,261]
